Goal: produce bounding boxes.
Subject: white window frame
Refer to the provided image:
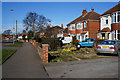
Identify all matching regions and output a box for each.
[70,24,75,30]
[77,23,82,29]
[84,21,87,28]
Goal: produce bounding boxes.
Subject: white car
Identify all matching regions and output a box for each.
[56,37,72,44]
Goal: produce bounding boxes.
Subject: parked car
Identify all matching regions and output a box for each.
[77,38,96,49]
[97,40,120,56]
[56,37,72,44]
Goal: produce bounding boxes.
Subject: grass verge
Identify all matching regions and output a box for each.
[0,49,16,64]
[5,42,23,47]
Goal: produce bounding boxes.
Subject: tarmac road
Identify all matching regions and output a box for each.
[45,57,118,78]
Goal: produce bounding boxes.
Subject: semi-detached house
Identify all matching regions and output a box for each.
[67,9,100,41]
[98,3,120,40]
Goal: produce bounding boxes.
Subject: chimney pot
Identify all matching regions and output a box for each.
[91,9,94,11]
[61,24,63,28]
[82,9,87,16]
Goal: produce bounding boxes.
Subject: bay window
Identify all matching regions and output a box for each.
[118,12,120,22]
[84,21,87,28]
[112,12,120,23]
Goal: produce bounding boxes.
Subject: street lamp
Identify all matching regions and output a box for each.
[10,9,15,44]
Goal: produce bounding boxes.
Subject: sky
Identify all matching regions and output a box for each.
[1,2,119,34]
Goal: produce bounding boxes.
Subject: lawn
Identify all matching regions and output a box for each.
[0,49,16,64]
[5,42,23,47]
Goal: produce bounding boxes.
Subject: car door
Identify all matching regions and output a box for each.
[88,38,94,47]
[82,39,89,46]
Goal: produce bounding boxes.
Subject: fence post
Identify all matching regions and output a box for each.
[42,44,48,63]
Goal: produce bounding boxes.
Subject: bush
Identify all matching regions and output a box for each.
[39,38,62,51]
[72,36,79,45]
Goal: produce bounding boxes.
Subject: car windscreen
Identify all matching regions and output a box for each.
[101,41,116,45]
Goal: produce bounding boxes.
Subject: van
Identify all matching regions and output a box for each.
[56,37,72,44]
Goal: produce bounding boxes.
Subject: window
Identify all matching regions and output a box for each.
[118,30,120,40]
[112,13,117,23]
[77,23,82,29]
[106,19,108,24]
[84,21,87,28]
[118,12,120,22]
[112,14,114,23]
[70,24,75,30]
[114,13,116,22]
[77,34,80,40]
[115,30,116,39]
[72,26,75,30]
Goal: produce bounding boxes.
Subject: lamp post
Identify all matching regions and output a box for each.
[10,9,15,44]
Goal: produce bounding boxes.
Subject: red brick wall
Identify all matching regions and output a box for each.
[87,21,100,38]
[111,23,120,31]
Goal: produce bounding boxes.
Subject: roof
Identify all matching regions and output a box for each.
[100,27,111,32]
[50,25,63,29]
[67,11,100,26]
[101,3,120,16]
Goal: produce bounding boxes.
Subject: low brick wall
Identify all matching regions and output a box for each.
[30,40,48,63]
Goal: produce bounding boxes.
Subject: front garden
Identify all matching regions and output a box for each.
[48,43,98,62]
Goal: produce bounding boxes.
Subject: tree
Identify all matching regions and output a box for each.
[27,30,34,41]
[45,25,52,38]
[23,12,51,35]
[22,34,26,41]
[22,30,26,33]
[2,29,12,35]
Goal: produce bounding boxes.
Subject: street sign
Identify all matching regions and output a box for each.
[12,27,15,32]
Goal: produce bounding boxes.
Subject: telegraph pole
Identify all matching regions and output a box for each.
[16,20,17,39]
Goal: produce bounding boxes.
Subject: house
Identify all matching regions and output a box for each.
[67,9,100,41]
[57,27,68,37]
[46,24,63,38]
[98,3,120,40]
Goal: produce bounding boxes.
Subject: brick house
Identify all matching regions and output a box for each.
[98,3,120,40]
[67,9,100,41]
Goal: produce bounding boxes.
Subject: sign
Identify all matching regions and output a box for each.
[12,27,15,32]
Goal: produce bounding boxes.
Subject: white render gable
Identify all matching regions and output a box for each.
[100,15,112,30]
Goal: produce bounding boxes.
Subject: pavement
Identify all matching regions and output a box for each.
[45,57,118,78]
[2,42,49,78]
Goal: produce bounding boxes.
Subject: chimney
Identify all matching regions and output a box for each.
[91,9,94,12]
[61,24,63,28]
[82,9,87,16]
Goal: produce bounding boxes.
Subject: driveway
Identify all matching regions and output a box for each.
[2,42,49,78]
[45,57,118,78]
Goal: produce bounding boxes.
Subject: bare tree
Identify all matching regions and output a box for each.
[23,12,51,36]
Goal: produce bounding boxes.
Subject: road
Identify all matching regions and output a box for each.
[45,57,118,78]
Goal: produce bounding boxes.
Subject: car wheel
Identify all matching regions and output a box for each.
[77,44,81,50]
[117,51,120,57]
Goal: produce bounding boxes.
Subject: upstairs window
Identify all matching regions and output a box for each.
[84,21,87,28]
[118,12,120,22]
[77,23,82,29]
[69,24,75,30]
[106,19,108,24]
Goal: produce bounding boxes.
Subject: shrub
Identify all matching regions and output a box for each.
[72,36,79,45]
[39,37,62,51]
[93,38,107,48]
